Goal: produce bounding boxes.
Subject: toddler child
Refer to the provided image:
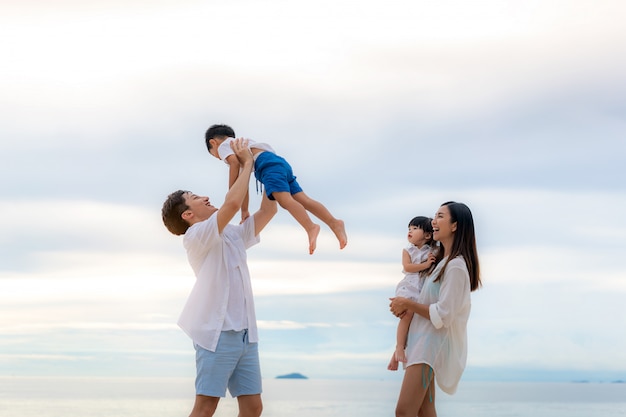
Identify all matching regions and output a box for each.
[388,215,436,371]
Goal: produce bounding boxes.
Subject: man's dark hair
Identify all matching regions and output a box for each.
[205,124,235,152]
[162,190,191,235]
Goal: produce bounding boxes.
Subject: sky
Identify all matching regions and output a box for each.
[1,0,625,383]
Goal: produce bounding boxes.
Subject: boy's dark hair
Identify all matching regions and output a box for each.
[408,216,434,245]
[205,124,235,152]
[162,190,191,235]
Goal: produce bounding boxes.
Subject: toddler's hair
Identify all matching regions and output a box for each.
[205,124,235,152]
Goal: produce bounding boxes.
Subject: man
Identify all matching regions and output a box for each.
[161,139,277,417]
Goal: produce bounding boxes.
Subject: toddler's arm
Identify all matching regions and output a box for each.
[402,249,436,273]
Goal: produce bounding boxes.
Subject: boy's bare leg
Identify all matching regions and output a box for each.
[189,395,219,417]
[273,192,320,254]
[293,192,347,249]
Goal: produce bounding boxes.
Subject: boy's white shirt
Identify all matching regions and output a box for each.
[217,137,276,164]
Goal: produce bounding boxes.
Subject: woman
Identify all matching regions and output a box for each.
[389,201,481,417]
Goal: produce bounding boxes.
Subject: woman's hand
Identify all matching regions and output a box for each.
[389,297,409,318]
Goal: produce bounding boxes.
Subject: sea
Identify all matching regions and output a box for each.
[1,376,625,417]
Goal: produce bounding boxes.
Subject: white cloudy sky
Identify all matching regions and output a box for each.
[1,0,625,382]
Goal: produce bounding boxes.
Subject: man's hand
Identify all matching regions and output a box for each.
[230,137,253,167]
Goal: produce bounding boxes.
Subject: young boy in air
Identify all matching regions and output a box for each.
[388,216,437,371]
[205,124,347,255]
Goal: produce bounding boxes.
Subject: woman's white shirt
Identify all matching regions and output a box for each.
[404,256,471,394]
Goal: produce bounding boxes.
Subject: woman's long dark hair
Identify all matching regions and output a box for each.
[433,201,481,291]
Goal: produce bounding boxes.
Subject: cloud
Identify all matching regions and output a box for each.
[1,0,626,380]
[480,247,626,289]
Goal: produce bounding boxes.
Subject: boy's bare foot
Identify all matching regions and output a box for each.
[330,219,347,250]
[388,352,398,371]
[307,224,321,255]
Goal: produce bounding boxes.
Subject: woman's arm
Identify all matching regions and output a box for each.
[428,264,470,329]
[389,297,430,320]
[390,261,470,328]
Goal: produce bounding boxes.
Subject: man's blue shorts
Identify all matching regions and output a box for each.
[254,152,303,200]
[194,330,262,398]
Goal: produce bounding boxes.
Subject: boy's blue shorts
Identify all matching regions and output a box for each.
[194,330,262,398]
[254,152,303,200]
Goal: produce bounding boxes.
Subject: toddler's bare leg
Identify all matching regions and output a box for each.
[293,192,347,249]
[273,192,320,254]
[389,312,413,371]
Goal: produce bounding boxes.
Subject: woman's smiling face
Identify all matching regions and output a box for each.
[432,204,457,247]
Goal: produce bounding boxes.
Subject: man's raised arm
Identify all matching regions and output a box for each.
[253,192,278,236]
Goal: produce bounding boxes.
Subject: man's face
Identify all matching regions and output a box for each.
[183,192,218,223]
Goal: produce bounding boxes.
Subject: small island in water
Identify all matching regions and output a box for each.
[275,372,308,379]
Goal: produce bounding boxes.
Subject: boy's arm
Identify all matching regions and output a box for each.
[241,190,250,223]
[253,192,278,236]
[217,139,254,233]
[226,154,241,189]
[226,153,250,222]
